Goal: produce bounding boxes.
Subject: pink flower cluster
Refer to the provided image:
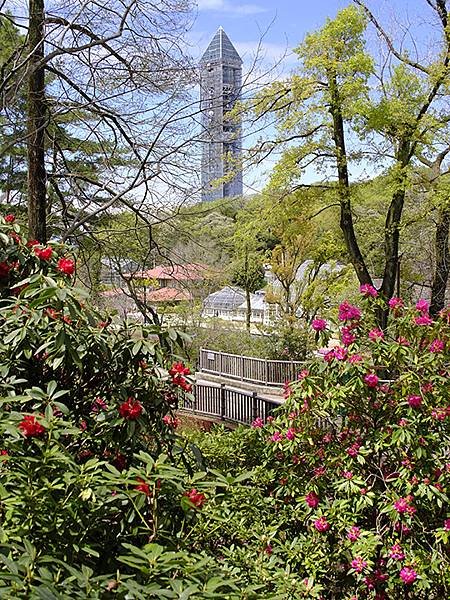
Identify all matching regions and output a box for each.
[393,496,416,515]
[312,318,327,331]
[360,284,378,297]
[388,296,404,311]
[399,566,417,585]
[347,526,361,542]
[341,325,357,346]
[368,328,384,341]
[364,373,379,388]
[389,543,405,561]
[314,516,329,532]
[407,395,422,408]
[338,301,362,322]
[305,491,320,508]
[351,556,367,573]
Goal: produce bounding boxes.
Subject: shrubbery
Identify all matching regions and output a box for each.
[187,288,449,598]
[0,215,242,598]
[1,214,449,598]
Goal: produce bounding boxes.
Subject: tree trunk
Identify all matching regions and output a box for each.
[430,207,450,317]
[328,70,372,286]
[27,0,47,242]
[245,287,251,332]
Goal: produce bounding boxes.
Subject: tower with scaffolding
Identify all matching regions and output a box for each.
[200,27,243,202]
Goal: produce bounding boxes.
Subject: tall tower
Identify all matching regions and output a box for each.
[200,28,243,202]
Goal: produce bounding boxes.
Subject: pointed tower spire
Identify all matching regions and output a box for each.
[200,27,242,65]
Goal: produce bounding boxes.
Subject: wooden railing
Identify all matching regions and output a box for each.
[181,382,282,425]
[199,348,305,387]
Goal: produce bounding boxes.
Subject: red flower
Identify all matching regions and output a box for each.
[0,262,11,278]
[26,239,40,248]
[9,231,21,243]
[135,478,152,496]
[57,257,75,275]
[171,373,192,392]
[169,362,191,377]
[184,488,206,508]
[4,214,15,223]
[19,415,46,438]
[118,397,143,420]
[34,246,53,261]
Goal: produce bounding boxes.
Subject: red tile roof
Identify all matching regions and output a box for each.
[146,287,193,302]
[125,263,208,281]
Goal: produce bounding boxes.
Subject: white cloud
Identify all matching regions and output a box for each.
[196,0,267,16]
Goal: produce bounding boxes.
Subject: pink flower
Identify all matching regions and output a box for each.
[314,517,329,532]
[396,336,410,346]
[415,299,429,313]
[348,354,363,364]
[414,314,433,326]
[343,470,353,479]
[298,369,309,380]
[368,328,384,341]
[444,519,450,531]
[323,349,335,363]
[389,297,404,310]
[398,418,408,427]
[252,417,264,428]
[271,431,284,442]
[389,543,405,560]
[421,382,433,393]
[394,497,415,514]
[4,214,15,223]
[162,414,180,428]
[334,346,348,361]
[305,491,320,508]
[360,284,378,297]
[364,373,379,388]
[429,339,444,353]
[407,395,422,408]
[312,318,327,331]
[314,466,326,477]
[347,526,361,542]
[347,443,360,457]
[338,301,362,322]
[431,407,447,421]
[341,326,357,346]
[286,427,296,440]
[351,556,367,573]
[399,566,417,585]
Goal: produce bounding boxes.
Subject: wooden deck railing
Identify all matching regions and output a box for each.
[198,348,305,387]
[181,382,282,425]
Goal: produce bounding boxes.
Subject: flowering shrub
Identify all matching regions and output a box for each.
[255,296,449,597]
[185,294,449,598]
[0,215,241,597]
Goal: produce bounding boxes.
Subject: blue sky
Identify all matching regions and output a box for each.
[190,0,436,192]
[191,0,427,70]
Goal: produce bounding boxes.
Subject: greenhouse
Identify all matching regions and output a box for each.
[202,286,245,318]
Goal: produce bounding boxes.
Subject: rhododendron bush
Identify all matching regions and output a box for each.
[186,294,449,598]
[0,215,241,597]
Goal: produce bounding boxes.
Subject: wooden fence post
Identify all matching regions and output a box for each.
[251,391,258,423]
[220,383,226,420]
